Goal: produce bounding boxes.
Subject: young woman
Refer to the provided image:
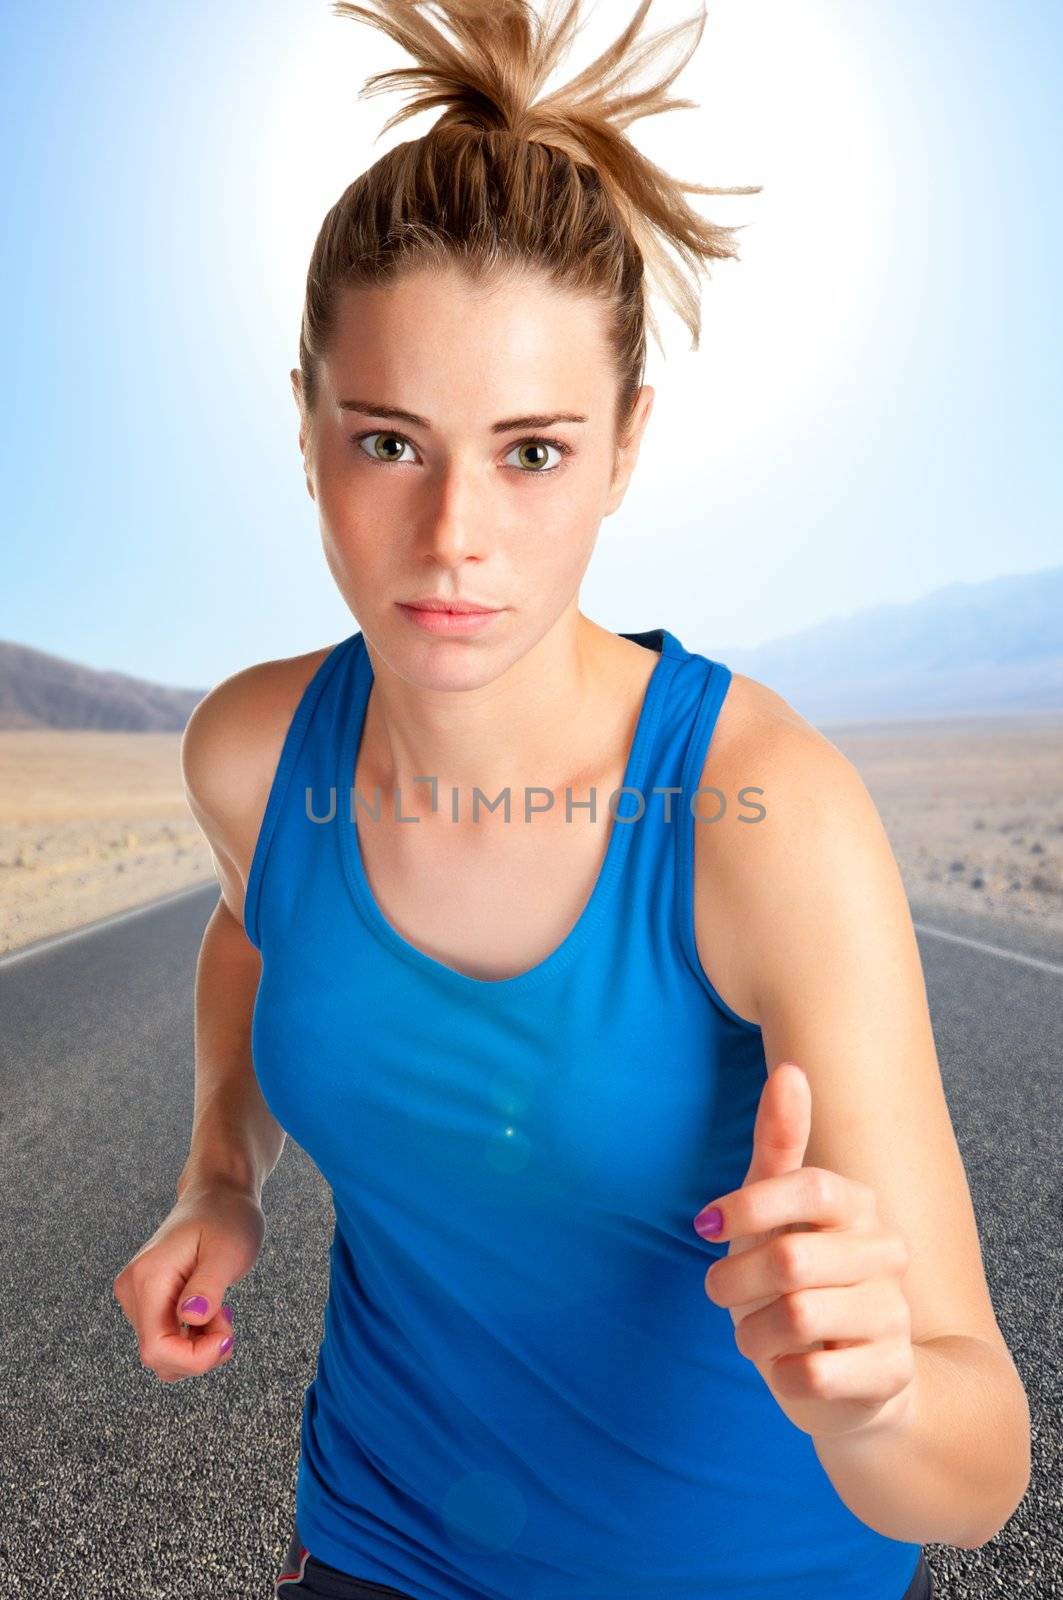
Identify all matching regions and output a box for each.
[113,3,1029,1597]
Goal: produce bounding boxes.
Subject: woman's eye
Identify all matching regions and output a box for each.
[353,432,571,474]
[356,432,416,465]
[502,438,571,473]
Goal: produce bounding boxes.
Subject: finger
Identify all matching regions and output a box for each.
[176,1275,231,1329]
[149,1317,235,1379]
[178,1302,234,1335]
[137,1278,235,1378]
[176,1298,234,1345]
[697,1164,878,1250]
[705,1220,905,1308]
[732,1279,912,1366]
[152,1333,238,1384]
[768,1336,916,1418]
[743,1060,811,1189]
[161,1301,236,1374]
[173,1271,232,1349]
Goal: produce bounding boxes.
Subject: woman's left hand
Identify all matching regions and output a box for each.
[693,1060,918,1441]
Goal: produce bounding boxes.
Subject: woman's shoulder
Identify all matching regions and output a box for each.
[180,643,338,925]
[708,666,857,791]
[691,668,877,1026]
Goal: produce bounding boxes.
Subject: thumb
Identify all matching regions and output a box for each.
[741,1060,811,1190]
[177,1271,233,1328]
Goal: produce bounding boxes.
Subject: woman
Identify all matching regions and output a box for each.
[113,2,1029,1597]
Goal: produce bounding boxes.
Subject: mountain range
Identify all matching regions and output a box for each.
[0,640,206,732]
[717,565,1063,725]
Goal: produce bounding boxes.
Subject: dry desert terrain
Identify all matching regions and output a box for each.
[1,714,1061,957]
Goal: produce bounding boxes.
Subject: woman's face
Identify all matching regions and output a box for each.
[292,264,653,687]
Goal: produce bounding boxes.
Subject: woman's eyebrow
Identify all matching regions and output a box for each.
[337,398,588,433]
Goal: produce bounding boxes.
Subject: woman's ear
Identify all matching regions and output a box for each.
[603,384,655,517]
[290,369,316,501]
[290,368,305,449]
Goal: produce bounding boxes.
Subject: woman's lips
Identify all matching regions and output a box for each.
[397,602,503,635]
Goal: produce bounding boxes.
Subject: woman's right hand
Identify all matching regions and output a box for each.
[112,1182,266,1383]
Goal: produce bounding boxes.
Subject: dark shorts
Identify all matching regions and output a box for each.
[275,1522,415,1599]
[275,1523,935,1599]
[902,1550,935,1600]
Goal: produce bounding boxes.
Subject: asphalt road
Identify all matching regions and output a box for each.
[0,884,1059,1599]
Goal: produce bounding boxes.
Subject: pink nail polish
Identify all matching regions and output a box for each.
[219,1334,234,1355]
[221,1304,233,1324]
[694,1207,724,1239]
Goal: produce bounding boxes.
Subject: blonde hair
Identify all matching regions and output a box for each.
[298,0,760,466]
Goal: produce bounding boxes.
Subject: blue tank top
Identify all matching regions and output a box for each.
[245,626,923,1600]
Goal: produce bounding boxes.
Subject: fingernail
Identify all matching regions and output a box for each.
[181,1295,209,1315]
[694,1207,724,1239]
[219,1334,234,1355]
[221,1304,233,1324]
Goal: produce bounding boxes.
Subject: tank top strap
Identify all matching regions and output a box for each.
[243,629,360,950]
[617,627,752,1029]
[619,624,733,829]
[621,626,732,779]
[677,645,733,799]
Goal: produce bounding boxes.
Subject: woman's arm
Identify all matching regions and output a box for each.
[175,679,290,1203]
[176,893,286,1204]
[697,706,1031,1548]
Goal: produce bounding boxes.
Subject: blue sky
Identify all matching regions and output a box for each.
[2,0,1060,689]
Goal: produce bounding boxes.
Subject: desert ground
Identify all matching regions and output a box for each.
[0,731,215,956]
[826,710,1063,930]
[1,714,1061,957]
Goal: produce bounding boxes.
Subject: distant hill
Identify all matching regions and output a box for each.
[0,640,207,731]
[717,565,1063,725]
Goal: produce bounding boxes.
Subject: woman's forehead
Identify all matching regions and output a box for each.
[322,279,614,421]
[330,269,611,356]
